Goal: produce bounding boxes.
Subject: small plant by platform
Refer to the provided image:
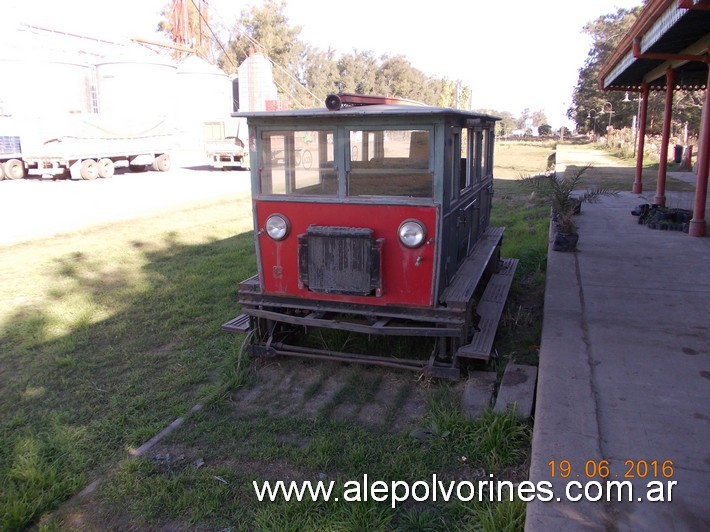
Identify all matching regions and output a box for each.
[521,164,618,251]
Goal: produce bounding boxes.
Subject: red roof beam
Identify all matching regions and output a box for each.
[678,0,710,10]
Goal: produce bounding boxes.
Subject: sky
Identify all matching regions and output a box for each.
[3,0,643,128]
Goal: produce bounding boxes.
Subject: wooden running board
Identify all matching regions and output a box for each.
[440,226,504,310]
[221,313,251,333]
[456,257,519,363]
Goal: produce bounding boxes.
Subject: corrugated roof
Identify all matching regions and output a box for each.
[600,0,709,91]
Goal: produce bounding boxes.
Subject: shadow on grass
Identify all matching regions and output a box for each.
[0,230,255,531]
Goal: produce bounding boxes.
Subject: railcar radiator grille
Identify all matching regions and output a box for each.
[298,226,382,296]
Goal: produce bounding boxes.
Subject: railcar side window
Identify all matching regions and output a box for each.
[472,130,482,183]
[348,129,433,198]
[460,128,470,191]
[480,129,488,180]
[260,130,336,195]
[483,128,493,178]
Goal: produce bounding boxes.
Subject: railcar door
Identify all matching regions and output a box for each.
[449,126,480,268]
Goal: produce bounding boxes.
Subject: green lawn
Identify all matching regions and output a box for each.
[0,141,562,530]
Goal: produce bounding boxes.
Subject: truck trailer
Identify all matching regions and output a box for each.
[0,114,175,180]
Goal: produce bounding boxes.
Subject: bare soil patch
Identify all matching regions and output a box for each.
[231,358,455,433]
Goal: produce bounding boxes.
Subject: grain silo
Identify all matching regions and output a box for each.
[237,52,279,112]
[95,51,177,117]
[174,56,232,147]
[0,53,93,117]
[175,56,232,118]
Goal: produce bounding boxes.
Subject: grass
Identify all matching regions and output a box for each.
[0,195,255,530]
[89,402,531,530]
[0,140,568,530]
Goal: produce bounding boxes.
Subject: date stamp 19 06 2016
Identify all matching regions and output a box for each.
[547,459,675,480]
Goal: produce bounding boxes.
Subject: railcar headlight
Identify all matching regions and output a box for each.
[265,214,290,240]
[398,219,426,248]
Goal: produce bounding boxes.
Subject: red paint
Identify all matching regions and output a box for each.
[255,200,439,307]
[655,68,675,207]
[633,83,649,194]
[689,67,710,237]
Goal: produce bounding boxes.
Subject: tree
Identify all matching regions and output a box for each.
[210,0,473,109]
[299,46,340,104]
[374,55,435,102]
[531,110,549,128]
[437,79,471,109]
[538,124,553,136]
[475,109,515,136]
[337,50,380,95]
[674,90,705,139]
[570,7,641,133]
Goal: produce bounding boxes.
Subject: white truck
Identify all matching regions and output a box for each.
[0,114,175,180]
[203,117,249,170]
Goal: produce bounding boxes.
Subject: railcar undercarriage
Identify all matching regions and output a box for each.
[223,227,517,379]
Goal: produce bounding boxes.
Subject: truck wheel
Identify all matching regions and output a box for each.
[0,164,5,180]
[80,159,99,180]
[97,158,115,178]
[152,154,171,172]
[3,159,25,180]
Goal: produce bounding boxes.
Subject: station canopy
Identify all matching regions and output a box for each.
[600,0,710,92]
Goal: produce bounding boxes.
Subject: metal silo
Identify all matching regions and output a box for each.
[174,56,232,148]
[175,56,232,118]
[95,51,177,117]
[0,53,92,117]
[237,52,278,112]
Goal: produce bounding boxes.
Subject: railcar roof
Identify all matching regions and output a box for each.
[233,105,500,122]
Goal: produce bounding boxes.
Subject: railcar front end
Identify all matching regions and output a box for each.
[223,95,517,378]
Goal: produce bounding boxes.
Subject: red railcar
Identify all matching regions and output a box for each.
[223,94,517,378]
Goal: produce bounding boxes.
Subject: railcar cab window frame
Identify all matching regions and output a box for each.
[259,129,336,196]
[346,128,434,199]
[451,125,493,202]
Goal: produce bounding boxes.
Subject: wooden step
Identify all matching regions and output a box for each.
[239,274,260,293]
[221,313,251,333]
[456,257,518,362]
[441,226,505,310]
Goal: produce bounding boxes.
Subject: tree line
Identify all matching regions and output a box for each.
[160,0,473,110]
[158,0,562,133]
[160,1,703,138]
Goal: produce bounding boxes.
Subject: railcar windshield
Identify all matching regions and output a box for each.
[260,130,336,195]
[258,127,433,199]
[348,129,432,198]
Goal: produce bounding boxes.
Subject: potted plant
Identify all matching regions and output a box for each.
[551,210,579,252]
[522,164,617,252]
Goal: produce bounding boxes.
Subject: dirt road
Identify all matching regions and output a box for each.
[0,152,251,246]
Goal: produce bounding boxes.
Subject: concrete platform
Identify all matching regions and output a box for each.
[526,145,710,531]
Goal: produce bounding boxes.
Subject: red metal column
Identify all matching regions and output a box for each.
[688,67,710,237]
[655,69,675,206]
[633,83,650,194]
